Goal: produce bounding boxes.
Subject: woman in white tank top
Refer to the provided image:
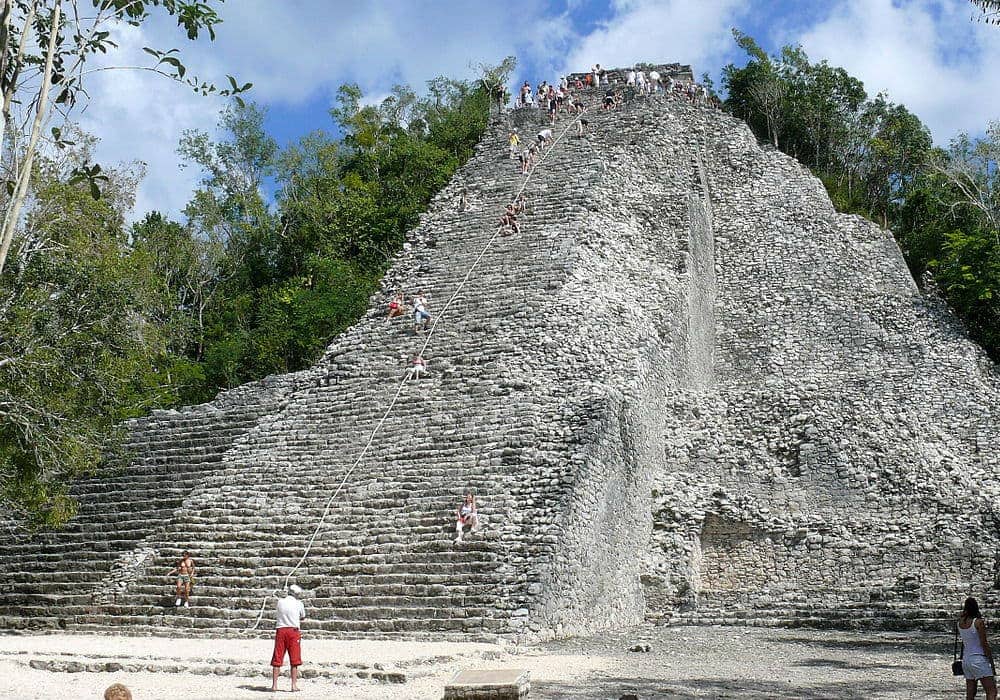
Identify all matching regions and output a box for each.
[959,597,997,699]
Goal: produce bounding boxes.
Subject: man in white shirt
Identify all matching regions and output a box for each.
[649,70,661,93]
[537,128,553,149]
[412,291,431,332]
[270,584,307,692]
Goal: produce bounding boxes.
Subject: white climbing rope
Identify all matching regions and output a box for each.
[246,106,589,631]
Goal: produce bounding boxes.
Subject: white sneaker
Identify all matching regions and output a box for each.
[175,598,182,607]
[184,601,190,608]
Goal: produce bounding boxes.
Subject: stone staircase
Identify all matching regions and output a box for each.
[0,90,643,638]
[2,68,997,639]
[666,587,1000,631]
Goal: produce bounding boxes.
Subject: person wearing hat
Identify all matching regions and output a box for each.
[271,584,307,692]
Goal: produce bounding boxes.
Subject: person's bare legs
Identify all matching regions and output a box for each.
[983,676,997,700]
[271,666,280,692]
[291,665,300,692]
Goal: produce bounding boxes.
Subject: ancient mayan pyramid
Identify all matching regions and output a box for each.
[2,64,998,639]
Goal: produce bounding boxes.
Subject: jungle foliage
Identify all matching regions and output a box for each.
[0,57,505,525]
[723,30,999,362]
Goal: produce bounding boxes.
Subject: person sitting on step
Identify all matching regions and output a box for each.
[408,355,429,380]
[512,193,527,216]
[168,550,195,608]
[412,291,431,333]
[386,291,405,322]
[455,493,480,543]
[497,204,520,236]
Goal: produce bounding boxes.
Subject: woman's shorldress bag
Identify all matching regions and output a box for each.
[953,624,965,676]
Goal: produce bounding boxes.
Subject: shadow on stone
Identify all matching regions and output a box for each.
[770,633,948,654]
[792,656,912,672]
[532,674,953,699]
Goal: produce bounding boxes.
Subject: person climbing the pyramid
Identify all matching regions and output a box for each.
[386,291,405,322]
[412,291,431,333]
[168,550,195,608]
[408,355,429,380]
[497,203,520,236]
[536,127,553,150]
[512,193,527,216]
[455,493,480,543]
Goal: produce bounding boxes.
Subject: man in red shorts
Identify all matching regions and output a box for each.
[271,584,307,692]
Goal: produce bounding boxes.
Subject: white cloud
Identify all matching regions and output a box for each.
[797,0,1000,143]
[77,22,225,221]
[559,0,750,80]
[75,0,1000,223]
[77,0,563,219]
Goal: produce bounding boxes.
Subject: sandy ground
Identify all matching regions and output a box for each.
[0,625,966,699]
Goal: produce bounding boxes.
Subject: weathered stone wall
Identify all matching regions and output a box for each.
[2,66,998,637]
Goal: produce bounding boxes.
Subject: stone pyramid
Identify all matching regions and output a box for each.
[2,64,997,639]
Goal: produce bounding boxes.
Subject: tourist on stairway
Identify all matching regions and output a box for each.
[519,81,531,107]
[518,146,531,175]
[512,193,527,215]
[386,291,405,323]
[649,69,661,93]
[408,355,429,380]
[603,88,615,111]
[959,597,997,700]
[455,493,480,543]
[537,127,553,149]
[271,584,307,693]
[412,291,431,333]
[498,204,520,236]
[508,130,520,159]
[168,551,195,608]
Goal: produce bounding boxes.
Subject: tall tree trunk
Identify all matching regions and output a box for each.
[0,1,37,212]
[0,1,59,277]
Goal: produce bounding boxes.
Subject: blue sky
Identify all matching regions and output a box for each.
[78,0,1000,219]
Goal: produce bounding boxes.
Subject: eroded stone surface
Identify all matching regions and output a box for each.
[0,63,997,639]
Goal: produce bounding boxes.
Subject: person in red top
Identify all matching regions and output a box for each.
[271,584,307,692]
[386,291,405,323]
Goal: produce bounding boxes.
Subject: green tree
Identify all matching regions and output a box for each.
[0,152,170,526]
[0,0,250,277]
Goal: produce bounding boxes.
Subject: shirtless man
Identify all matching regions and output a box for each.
[168,551,195,608]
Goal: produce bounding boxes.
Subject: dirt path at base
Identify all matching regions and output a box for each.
[0,626,961,699]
